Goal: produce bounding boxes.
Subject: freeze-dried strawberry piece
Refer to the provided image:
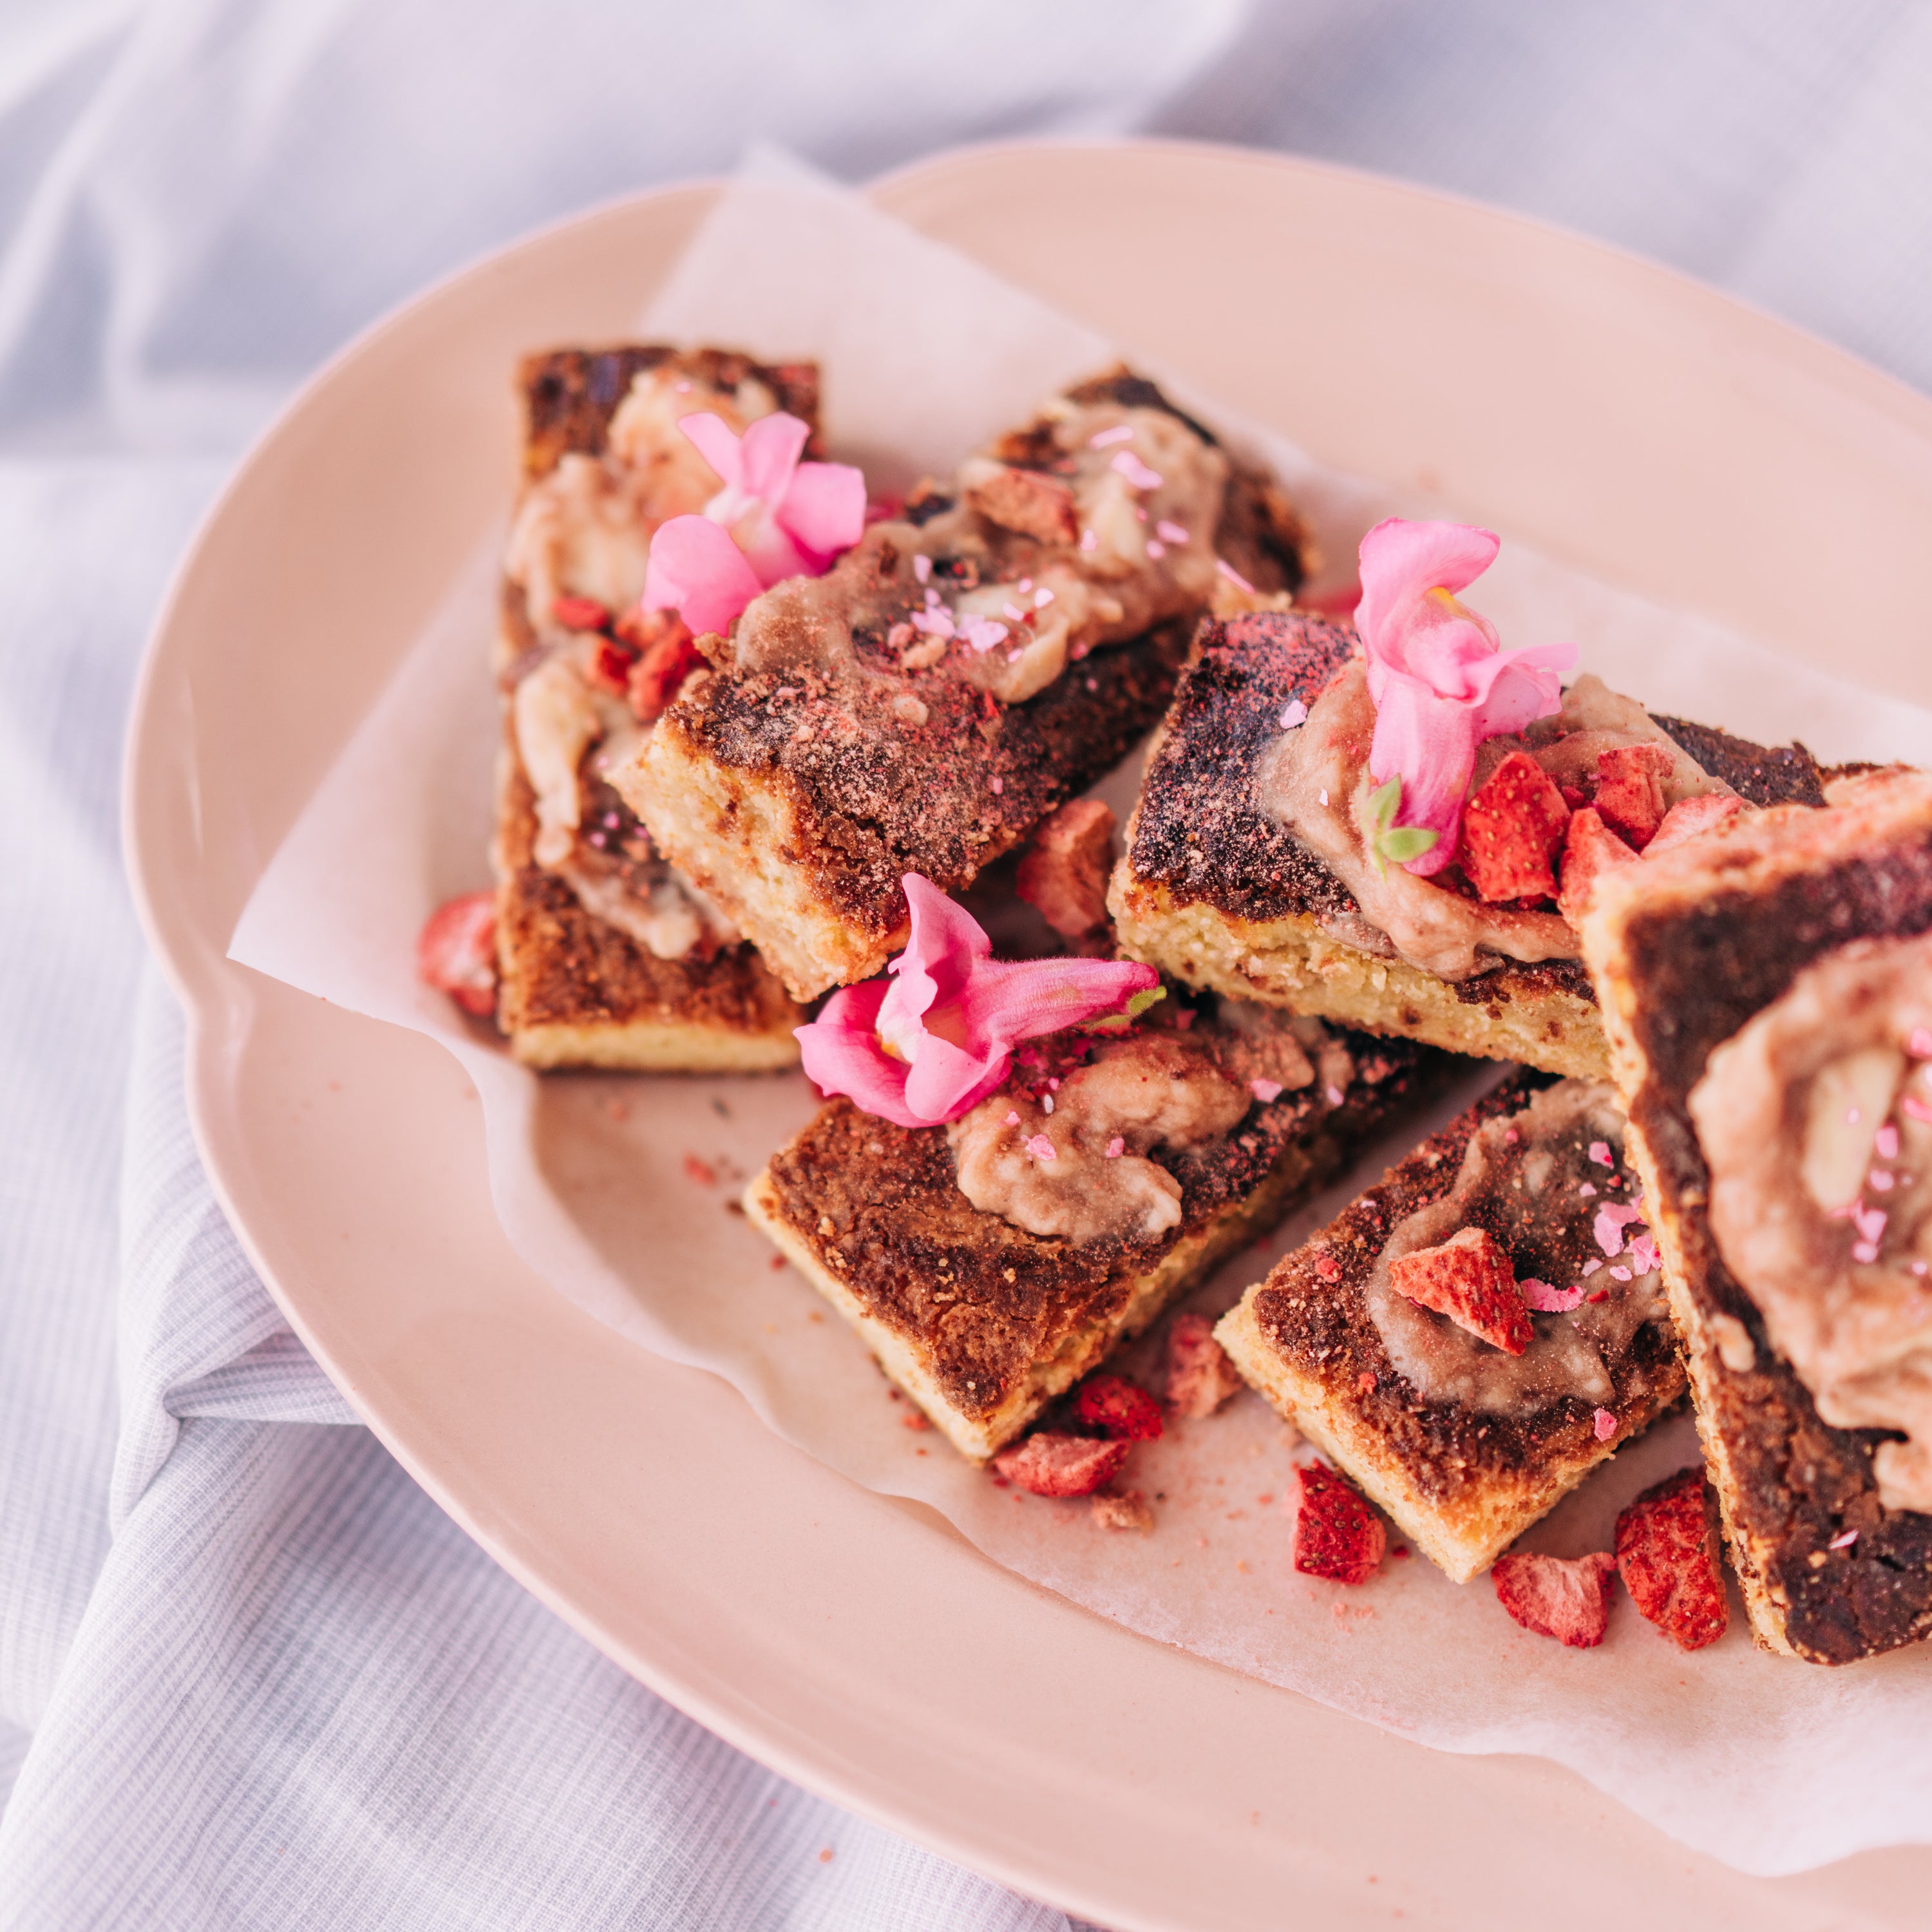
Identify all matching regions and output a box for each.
[1164,1312,1245,1419]
[1557,807,1640,925]
[416,891,497,1016]
[1459,751,1570,902]
[1615,1466,1730,1651]
[1592,743,1671,850]
[1073,1373,1164,1441]
[586,636,637,697]
[626,615,703,723]
[1645,791,1743,857]
[551,594,610,630]
[1291,1461,1386,1584]
[1016,797,1117,938]
[992,1432,1130,1498]
[1390,1225,1531,1354]
[1492,1551,1618,1647]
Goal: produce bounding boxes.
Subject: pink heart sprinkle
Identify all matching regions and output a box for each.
[1157,520,1189,544]
[1911,1027,1932,1058]
[1089,424,1134,448]
[1104,1137,1125,1159]
[1110,450,1164,490]
[1609,1265,1632,1282]
[1025,1135,1057,1162]
[913,554,931,582]
[1578,1183,1598,1198]
[1250,1077,1284,1103]
[1876,1123,1901,1160]
[1004,1111,1019,1127]
[1326,1085,1345,1105]
[1146,539,1167,559]
[1855,1204,1889,1243]
[1279,699,1308,730]
[1582,1258,1603,1278]
[1589,1141,1613,1168]
[1594,1408,1618,1443]
[1853,1241,1880,1264]
[1904,1095,1932,1123]
[1034,587,1055,609]
[1870,1170,1897,1192]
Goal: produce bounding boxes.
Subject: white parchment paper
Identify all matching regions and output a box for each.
[230,160,1932,1875]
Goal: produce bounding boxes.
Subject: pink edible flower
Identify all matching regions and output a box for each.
[1355,520,1577,875]
[641,412,866,634]
[793,873,1158,1130]
[1521,1278,1586,1312]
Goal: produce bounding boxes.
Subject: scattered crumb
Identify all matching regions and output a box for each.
[806,1310,824,1323]
[901,1409,931,1432]
[817,1848,835,1864]
[604,1098,630,1122]
[768,1255,787,1272]
[1092,1491,1154,1532]
[683,1153,717,1186]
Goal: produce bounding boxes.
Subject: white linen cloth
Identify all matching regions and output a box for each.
[1,3,1929,1924]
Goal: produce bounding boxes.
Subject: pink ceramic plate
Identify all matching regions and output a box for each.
[124,143,1932,1929]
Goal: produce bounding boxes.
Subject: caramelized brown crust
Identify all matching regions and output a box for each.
[1114,610,1829,1075]
[752,1028,1438,1452]
[493,345,808,1066]
[1582,782,1932,1662]
[518,346,821,480]
[659,618,1192,968]
[1219,1074,1685,1580]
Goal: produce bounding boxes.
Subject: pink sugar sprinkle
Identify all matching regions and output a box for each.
[1326,1085,1345,1105]
[1079,529,1097,553]
[1578,1183,1598,1198]
[1503,1128,1520,1146]
[1111,449,1164,491]
[1609,1265,1632,1282]
[1589,1141,1613,1168]
[1853,1242,1880,1263]
[1004,1111,1019,1127]
[1594,1408,1618,1443]
[1855,1204,1889,1243]
[1877,1123,1902,1160]
[1828,1528,1859,1549]
[1521,1278,1585,1312]
[1627,1233,1660,1275]
[913,554,931,582]
[1105,1136,1126,1159]
[673,379,692,393]
[1216,558,1254,592]
[1007,647,1022,661]
[1905,1095,1932,1123]
[1003,601,1027,621]
[1034,587,1054,609]
[1915,1261,1929,1276]
[1145,538,1166,560]
[1582,1257,1603,1278]
[990,776,1003,795]
[1156,519,1189,544]
[1025,1135,1057,1162]
[1250,1077,1284,1103]
[961,616,1008,654]
[1870,1170,1897,1192]
[1318,788,1329,806]
[909,608,954,638]
[1047,1077,1060,1091]
[1042,1095,1054,1114]
[1174,1009,1196,1030]
[1593,1202,1643,1256]
[1279,699,1308,730]
[1911,1027,1932,1058]
[1089,424,1135,448]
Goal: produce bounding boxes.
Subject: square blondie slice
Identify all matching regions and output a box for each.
[744,1007,1438,1461]
[1110,607,1831,1080]
[1216,1072,1687,1581]
[1581,768,1932,1662]
[618,370,1309,1002]
[493,345,808,1069]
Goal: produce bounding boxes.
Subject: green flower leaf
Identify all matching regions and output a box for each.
[1377,824,1441,865]
[1080,983,1168,1034]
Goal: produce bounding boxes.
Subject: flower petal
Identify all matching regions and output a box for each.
[641,515,766,636]
[779,459,869,565]
[795,981,928,1130]
[677,412,744,491]
[736,412,810,506]
[1355,519,1499,666]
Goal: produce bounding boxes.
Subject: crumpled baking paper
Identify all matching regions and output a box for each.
[229,155,1932,1876]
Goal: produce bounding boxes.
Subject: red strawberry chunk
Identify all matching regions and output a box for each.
[1459,750,1570,902]
[1016,797,1117,938]
[1557,806,1640,925]
[1615,1466,1729,1651]
[551,594,610,630]
[1646,791,1743,857]
[1164,1313,1245,1419]
[1291,1461,1386,1584]
[1592,743,1671,849]
[1389,1225,1531,1354]
[992,1432,1130,1498]
[417,891,497,1016]
[587,636,636,697]
[626,616,703,723]
[1492,1551,1618,1647]
[1073,1372,1164,1441]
